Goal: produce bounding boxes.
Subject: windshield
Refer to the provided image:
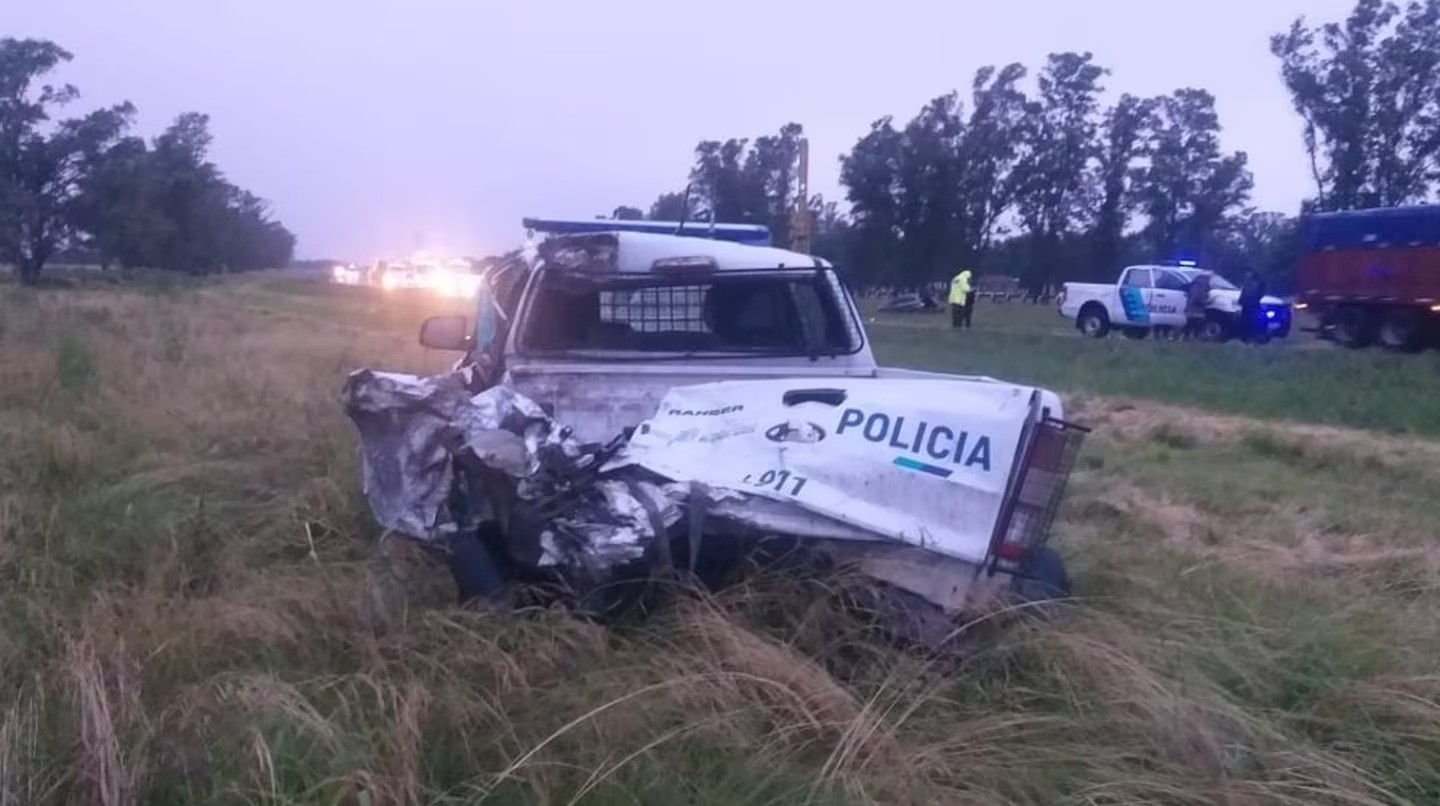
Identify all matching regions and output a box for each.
[1177,269,1237,291]
[517,269,863,358]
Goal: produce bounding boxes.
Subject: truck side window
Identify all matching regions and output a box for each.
[476,298,500,350]
[1154,271,1188,291]
[791,282,850,351]
[1124,269,1152,288]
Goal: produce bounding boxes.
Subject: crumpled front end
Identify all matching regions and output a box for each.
[342,368,682,572]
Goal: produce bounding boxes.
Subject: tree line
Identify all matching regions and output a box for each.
[0,39,295,284]
[621,0,1440,292]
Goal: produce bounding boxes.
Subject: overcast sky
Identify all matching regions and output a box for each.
[10,0,1355,259]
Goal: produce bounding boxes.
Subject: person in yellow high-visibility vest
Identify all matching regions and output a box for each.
[949,268,975,329]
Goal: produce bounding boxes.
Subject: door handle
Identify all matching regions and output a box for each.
[782,388,848,407]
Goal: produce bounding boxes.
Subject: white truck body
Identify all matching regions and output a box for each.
[1060,265,1289,339]
[349,228,1085,627]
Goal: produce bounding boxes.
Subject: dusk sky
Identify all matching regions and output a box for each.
[10,0,1355,259]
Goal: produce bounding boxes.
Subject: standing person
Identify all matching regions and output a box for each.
[1184,271,1212,340]
[1239,271,1267,344]
[949,268,975,329]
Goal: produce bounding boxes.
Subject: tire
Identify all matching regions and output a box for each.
[1378,309,1423,353]
[1011,546,1071,604]
[1198,313,1231,343]
[1077,305,1110,338]
[1122,327,1149,340]
[1333,307,1375,349]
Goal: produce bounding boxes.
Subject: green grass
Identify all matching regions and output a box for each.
[867,301,1440,436]
[1,276,1439,804]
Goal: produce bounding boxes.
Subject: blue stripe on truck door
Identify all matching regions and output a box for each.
[1119,286,1149,324]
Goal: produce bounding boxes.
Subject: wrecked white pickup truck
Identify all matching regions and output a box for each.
[343,228,1087,639]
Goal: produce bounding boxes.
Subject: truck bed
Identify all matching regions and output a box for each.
[1299,207,1440,305]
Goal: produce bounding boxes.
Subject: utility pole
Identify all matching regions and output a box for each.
[790,137,813,254]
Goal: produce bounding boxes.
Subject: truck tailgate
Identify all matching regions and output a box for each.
[876,366,1065,422]
[505,362,876,444]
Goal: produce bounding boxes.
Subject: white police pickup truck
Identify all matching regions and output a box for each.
[1059,264,1291,341]
[343,221,1089,642]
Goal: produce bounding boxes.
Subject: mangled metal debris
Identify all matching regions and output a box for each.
[342,369,1087,619]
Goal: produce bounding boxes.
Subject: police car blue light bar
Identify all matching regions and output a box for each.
[522,217,772,246]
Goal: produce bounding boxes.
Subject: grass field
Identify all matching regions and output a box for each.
[2,274,1440,805]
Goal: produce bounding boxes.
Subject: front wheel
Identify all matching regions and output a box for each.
[1198,314,1231,343]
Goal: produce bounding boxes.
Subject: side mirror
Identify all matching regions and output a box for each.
[419,315,472,351]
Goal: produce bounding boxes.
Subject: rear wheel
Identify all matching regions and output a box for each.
[1378,309,1423,352]
[448,528,511,607]
[1077,305,1110,338]
[1011,546,1071,604]
[1333,307,1375,349]
[1122,327,1149,340]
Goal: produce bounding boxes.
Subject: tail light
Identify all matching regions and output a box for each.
[990,417,1089,570]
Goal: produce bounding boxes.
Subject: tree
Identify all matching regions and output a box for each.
[1013,52,1107,291]
[686,123,807,242]
[808,194,853,269]
[893,93,964,285]
[743,122,805,246]
[689,138,754,222]
[70,135,169,269]
[838,65,1031,288]
[1273,0,1440,209]
[1133,89,1253,261]
[0,38,132,284]
[955,63,1031,261]
[647,191,689,221]
[1088,94,1155,278]
[839,117,904,285]
[72,112,295,272]
[1215,211,1305,290]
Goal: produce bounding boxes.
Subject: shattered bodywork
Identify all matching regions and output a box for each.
[343,369,1085,614]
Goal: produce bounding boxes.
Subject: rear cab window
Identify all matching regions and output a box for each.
[517,270,863,358]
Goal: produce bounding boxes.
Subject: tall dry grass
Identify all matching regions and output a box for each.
[1,274,1438,804]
